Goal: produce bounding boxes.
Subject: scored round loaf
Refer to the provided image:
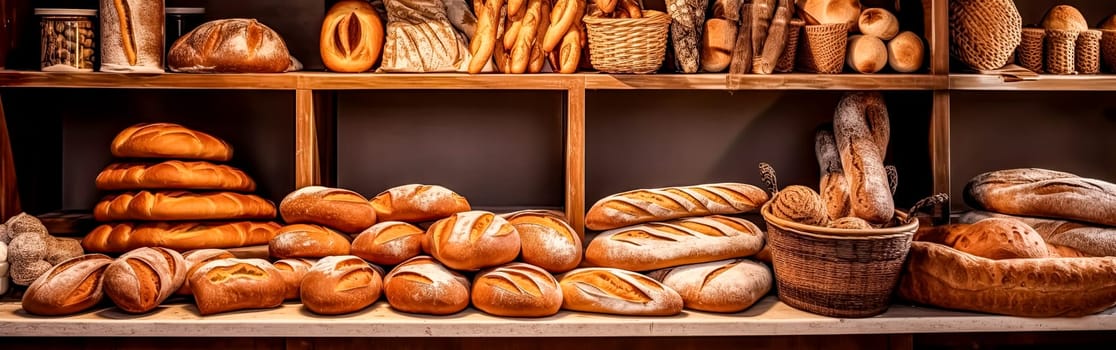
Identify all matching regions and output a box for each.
[301,256,383,315]
[103,247,187,313]
[176,249,236,295]
[6,212,48,238]
[169,19,293,73]
[768,185,828,226]
[110,123,232,162]
[280,186,376,233]
[82,221,281,253]
[351,221,424,266]
[96,161,256,192]
[274,258,315,300]
[472,262,562,317]
[1042,5,1088,32]
[585,215,766,271]
[93,191,276,222]
[948,218,1051,260]
[320,0,385,72]
[585,183,770,231]
[269,224,352,259]
[647,259,773,313]
[189,258,286,315]
[370,184,471,223]
[501,210,582,273]
[383,256,471,315]
[21,254,114,316]
[424,210,521,271]
[558,267,683,316]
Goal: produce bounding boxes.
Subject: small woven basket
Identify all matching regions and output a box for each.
[775,19,805,73]
[1076,29,1102,74]
[1016,28,1045,73]
[1102,29,1116,72]
[796,23,850,74]
[1045,29,1079,74]
[583,10,671,74]
[949,0,1022,71]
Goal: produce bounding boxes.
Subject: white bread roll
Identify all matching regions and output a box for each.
[846,35,888,73]
[888,31,924,73]
[858,8,898,40]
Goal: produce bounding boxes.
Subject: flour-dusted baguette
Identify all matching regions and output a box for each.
[832,92,893,224]
[558,267,683,316]
[189,258,286,315]
[21,254,113,316]
[816,126,851,220]
[94,191,276,222]
[585,215,764,271]
[176,249,236,295]
[383,256,471,315]
[585,183,769,231]
[351,221,424,266]
[472,262,562,317]
[110,123,232,162]
[369,184,471,223]
[273,258,315,300]
[961,210,1116,257]
[103,247,186,313]
[898,241,1116,317]
[964,168,1116,227]
[501,210,582,273]
[269,224,352,259]
[647,259,772,313]
[96,161,256,192]
[301,256,383,315]
[82,221,281,253]
[424,210,521,271]
[280,186,376,233]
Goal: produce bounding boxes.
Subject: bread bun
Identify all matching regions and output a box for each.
[351,221,424,266]
[320,0,385,72]
[472,262,562,317]
[558,267,683,316]
[383,256,470,315]
[96,161,256,192]
[268,224,352,259]
[176,249,236,295]
[701,19,736,72]
[501,210,582,273]
[888,31,924,73]
[103,247,186,313]
[273,258,315,300]
[1042,5,1088,32]
[21,254,113,316]
[846,35,888,74]
[799,0,862,31]
[647,259,772,313]
[169,19,293,73]
[370,184,471,223]
[301,256,383,315]
[424,211,520,271]
[280,186,376,233]
[189,258,285,315]
[858,8,899,40]
[110,123,232,162]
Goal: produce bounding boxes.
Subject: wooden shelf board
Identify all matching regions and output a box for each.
[585,74,945,90]
[950,74,1116,91]
[297,72,578,90]
[2,297,1113,337]
[0,70,299,90]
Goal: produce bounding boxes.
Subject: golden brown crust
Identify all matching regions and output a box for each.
[268,224,352,259]
[383,256,471,315]
[110,123,232,162]
[21,254,114,316]
[94,191,276,222]
[472,262,562,317]
[1042,5,1088,32]
[558,267,682,316]
[320,0,385,72]
[272,258,315,300]
[168,19,292,73]
[502,210,582,273]
[370,184,471,223]
[647,259,772,313]
[948,218,1051,260]
[189,258,286,315]
[585,215,765,271]
[960,210,1116,257]
[103,247,186,313]
[767,185,827,226]
[351,221,424,266]
[301,256,383,315]
[964,168,1116,227]
[280,186,376,233]
[424,211,520,271]
[96,161,256,192]
[82,222,281,253]
[585,183,769,231]
[176,249,236,295]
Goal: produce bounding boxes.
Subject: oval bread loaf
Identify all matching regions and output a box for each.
[110,123,232,162]
[82,221,281,253]
[189,258,286,315]
[964,168,1116,227]
[383,256,471,315]
[351,221,424,266]
[96,161,256,192]
[501,210,582,273]
[320,0,385,72]
[472,262,562,317]
[833,92,894,224]
[273,258,315,300]
[269,224,352,259]
[280,186,376,233]
[93,191,276,222]
[168,19,293,73]
[558,267,683,316]
[301,256,383,315]
[647,259,772,313]
[370,184,471,223]
[585,183,769,231]
[767,185,828,226]
[585,215,765,271]
[21,254,114,316]
[176,249,236,295]
[103,247,187,313]
[424,210,521,271]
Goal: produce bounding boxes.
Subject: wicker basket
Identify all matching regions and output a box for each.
[762,205,918,318]
[1076,29,1102,74]
[1045,29,1079,75]
[1102,29,1116,72]
[775,19,805,73]
[796,23,850,74]
[1016,28,1045,73]
[583,11,671,74]
[949,0,1022,71]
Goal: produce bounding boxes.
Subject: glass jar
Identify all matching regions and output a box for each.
[165,7,205,54]
[36,8,97,72]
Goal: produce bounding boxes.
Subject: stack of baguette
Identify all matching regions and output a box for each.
[81,123,280,254]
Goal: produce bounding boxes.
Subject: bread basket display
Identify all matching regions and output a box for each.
[583,10,671,74]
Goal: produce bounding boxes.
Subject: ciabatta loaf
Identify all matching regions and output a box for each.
[964,168,1116,227]
[585,183,769,231]
[383,256,470,315]
[21,254,113,316]
[94,191,276,222]
[103,247,186,313]
[351,221,424,266]
[424,211,520,271]
[558,267,682,316]
[110,123,232,162]
[369,184,471,223]
[82,221,280,253]
[301,256,383,315]
[501,210,582,273]
[280,186,376,233]
[647,259,772,313]
[585,215,764,271]
[472,262,562,317]
[961,210,1116,257]
[96,161,255,192]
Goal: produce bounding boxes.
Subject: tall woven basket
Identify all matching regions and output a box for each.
[1076,30,1102,74]
[1102,29,1116,72]
[796,23,850,74]
[1045,29,1079,75]
[583,11,672,74]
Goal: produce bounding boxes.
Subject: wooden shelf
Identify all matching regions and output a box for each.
[0,70,300,90]
[950,74,1116,91]
[583,74,944,90]
[1,297,1113,337]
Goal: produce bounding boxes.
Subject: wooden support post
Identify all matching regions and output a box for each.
[565,78,586,238]
[295,89,319,188]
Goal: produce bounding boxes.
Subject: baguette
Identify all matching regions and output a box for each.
[280,186,376,233]
[94,191,276,222]
[472,262,562,317]
[383,256,471,315]
[21,254,113,316]
[543,0,579,52]
[351,221,424,266]
[584,183,769,231]
[501,210,582,273]
[189,258,285,315]
[898,241,1116,317]
[647,259,772,313]
[301,256,383,315]
[585,215,765,271]
[268,224,352,259]
[370,184,471,223]
[964,168,1116,227]
[103,247,186,313]
[468,0,505,73]
[424,210,521,271]
[176,249,236,295]
[82,221,281,253]
[558,267,683,316]
[832,92,893,224]
[273,258,315,300]
[961,210,1116,257]
[816,126,851,220]
[110,123,232,162]
[96,161,256,192]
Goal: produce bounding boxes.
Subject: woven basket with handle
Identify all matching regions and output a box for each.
[583,10,671,74]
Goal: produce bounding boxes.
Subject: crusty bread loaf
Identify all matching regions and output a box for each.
[647,259,772,313]
[103,247,186,313]
[383,256,471,315]
[351,221,424,266]
[21,254,113,316]
[888,31,924,73]
[898,241,1116,317]
[94,191,276,222]
[189,258,285,315]
[370,184,471,223]
[96,161,256,192]
[846,34,888,74]
[168,19,293,73]
[501,210,582,273]
[833,92,893,224]
[1042,5,1088,32]
[961,210,1116,257]
[585,183,769,231]
[767,185,828,226]
[110,123,232,162]
[82,221,281,253]
[558,267,683,316]
[301,256,383,315]
[965,168,1116,227]
[946,218,1051,260]
[585,215,765,271]
[273,258,315,300]
[176,249,236,295]
[268,224,352,259]
[816,126,851,221]
[320,0,385,72]
[280,186,376,233]
[424,210,520,271]
[472,262,562,317]
[799,0,861,29]
[701,19,737,72]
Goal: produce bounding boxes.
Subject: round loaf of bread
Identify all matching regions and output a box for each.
[846,35,888,74]
[96,161,256,192]
[701,18,737,72]
[501,210,582,273]
[768,186,828,226]
[647,259,772,313]
[189,258,286,315]
[93,191,276,222]
[351,221,424,266]
[424,210,520,271]
[21,254,114,316]
[82,221,281,254]
[383,256,470,315]
[888,31,925,73]
[320,0,385,72]
[1042,5,1088,32]
[269,224,352,259]
[370,184,471,223]
[301,256,383,315]
[103,247,186,313]
[273,258,315,300]
[799,0,862,30]
[176,249,236,295]
[858,8,899,40]
[169,19,293,73]
[558,267,683,316]
[472,263,562,317]
[280,186,376,233]
[950,218,1051,260]
[110,123,232,162]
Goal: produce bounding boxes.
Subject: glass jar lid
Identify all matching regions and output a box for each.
[166,7,206,15]
[34,8,98,16]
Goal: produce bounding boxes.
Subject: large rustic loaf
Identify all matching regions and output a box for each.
[898,241,1116,317]
[500,210,582,273]
[168,19,294,73]
[176,249,236,295]
[585,183,769,231]
[351,221,425,266]
[961,210,1116,257]
[21,254,113,316]
[369,184,471,223]
[280,186,376,233]
[96,161,256,192]
[383,256,471,315]
[585,215,765,271]
[936,218,1051,260]
[82,221,280,253]
[103,247,186,313]
[300,256,383,315]
[268,224,352,259]
[833,92,893,224]
[964,168,1116,227]
[472,262,562,317]
[110,123,232,162]
[558,267,683,316]
[647,259,772,313]
[189,258,286,315]
[94,191,276,222]
[424,211,520,271]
